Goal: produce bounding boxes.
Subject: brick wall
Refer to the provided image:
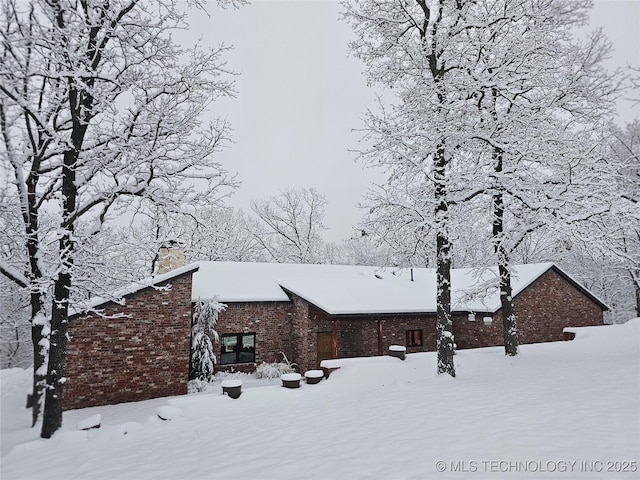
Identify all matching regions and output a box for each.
[512,268,604,343]
[452,312,503,349]
[215,301,294,367]
[337,318,379,358]
[334,315,438,358]
[64,271,194,410]
[210,293,324,373]
[453,268,604,349]
[308,304,437,365]
[217,294,439,372]
[289,293,316,372]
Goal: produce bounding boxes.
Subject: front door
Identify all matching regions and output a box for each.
[317,332,335,367]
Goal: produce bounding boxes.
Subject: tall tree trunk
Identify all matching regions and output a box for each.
[26,240,46,427]
[435,139,455,376]
[40,146,77,438]
[492,147,519,356]
[26,171,47,426]
[40,268,71,438]
[497,253,518,355]
[41,75,87,437]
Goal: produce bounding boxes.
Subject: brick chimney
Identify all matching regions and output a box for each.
[157,240,184,274]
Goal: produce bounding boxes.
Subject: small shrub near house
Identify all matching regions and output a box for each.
[255,357,296,379]
[187,378,211,394]
[190,299,225,382]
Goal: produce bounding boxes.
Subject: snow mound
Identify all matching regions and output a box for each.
[77,414,101,431]
[156,406,182,421]
[564,318,639,344]
[114,422,143,436]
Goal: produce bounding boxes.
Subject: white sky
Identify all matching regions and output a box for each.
[185,0,640,243]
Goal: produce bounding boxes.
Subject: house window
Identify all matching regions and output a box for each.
[220,333,255,365]
[406,329,423,347]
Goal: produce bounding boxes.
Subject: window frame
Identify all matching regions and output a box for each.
[220,332,256,365]
[406,329,423,347]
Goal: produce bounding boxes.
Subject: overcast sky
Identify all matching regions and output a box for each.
[186,0,640,243]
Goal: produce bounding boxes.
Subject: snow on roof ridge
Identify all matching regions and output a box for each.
[191,261,568,315]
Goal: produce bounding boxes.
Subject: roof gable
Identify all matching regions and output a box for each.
[535,264,609,311]
[71,264,200,316]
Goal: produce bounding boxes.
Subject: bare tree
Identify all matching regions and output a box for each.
[588,120,640,317]
[0,0,239,437]
[185,207,268,263]
[250,188,329,264]
[358,181,436,269]
[0,195,31,368]
[0,277,31,369]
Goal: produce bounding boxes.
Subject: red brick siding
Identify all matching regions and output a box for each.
[337,318,378,358]
[452,312,504,349]
[289,294,316,371]
[453,268,604,349]
[333,316,438,358]
[64,272,194,410]
[214,295,321,372]
[215,301,294,367]
[511,268,604,343]
[308,304,437,365]
[381,316,437,353]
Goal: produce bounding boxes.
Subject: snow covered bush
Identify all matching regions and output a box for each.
[255,362,295,379]
[255,354,297,379]
[187,379,211,394]
[190,299,225,382]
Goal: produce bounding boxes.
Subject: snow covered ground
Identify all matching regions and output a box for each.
[2,320,638,479]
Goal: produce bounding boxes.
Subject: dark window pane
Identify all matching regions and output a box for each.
[220,333,256,364]
[239,334,255,363]
[221,352,237,364]
[406,329,423,347]
[242,334,254,349]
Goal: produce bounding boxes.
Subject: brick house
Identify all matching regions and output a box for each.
[64,265,198,410]
[64,261,606,410]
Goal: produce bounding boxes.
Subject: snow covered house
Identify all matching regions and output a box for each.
[63,261,607,410]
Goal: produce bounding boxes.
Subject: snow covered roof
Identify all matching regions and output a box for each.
[190,261,605,315]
